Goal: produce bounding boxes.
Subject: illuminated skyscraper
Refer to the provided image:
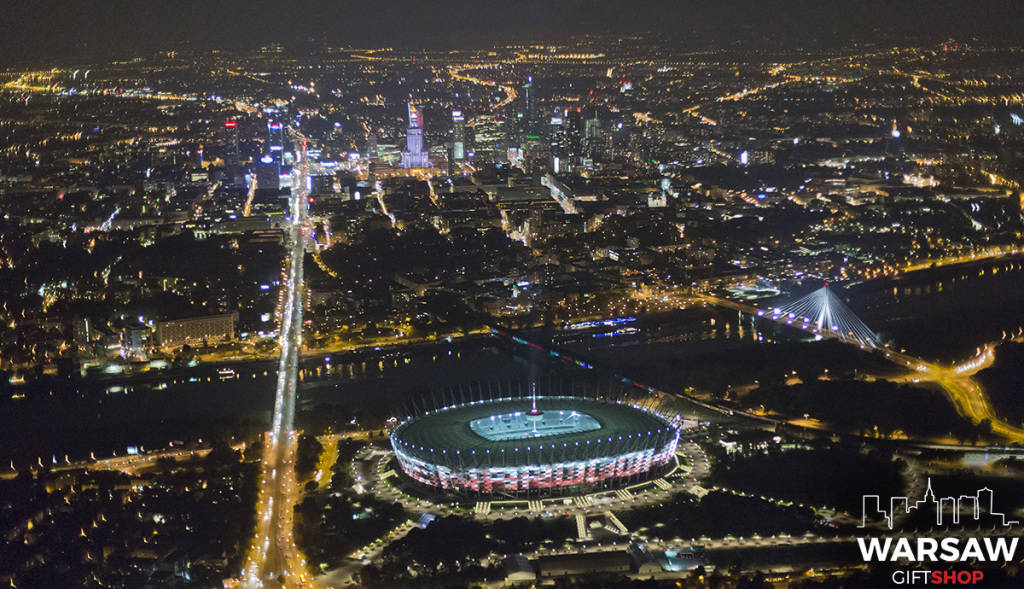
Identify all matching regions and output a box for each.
[401,103,430,168]
[267,121,284,162]
[522,77,536,130]
[452,110,466,161]
[474,114,507,162]
[256,153,280,190]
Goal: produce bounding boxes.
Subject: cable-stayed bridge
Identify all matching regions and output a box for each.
[767,286,880,349]
[702,285,886,352]
[702,286,942,371]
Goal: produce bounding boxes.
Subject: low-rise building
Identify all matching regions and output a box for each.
[536,551,632,577]
[502,555,537,582]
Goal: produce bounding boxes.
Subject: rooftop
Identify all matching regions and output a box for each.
[392,396,677,467]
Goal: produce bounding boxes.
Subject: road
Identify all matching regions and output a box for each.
[0,445,234,480]
[240,130,313,589]
[930,368,1024,440]
[448,63,517,110]
[897,246,1023,274]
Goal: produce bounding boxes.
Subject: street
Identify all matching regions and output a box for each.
[240,131,313,589]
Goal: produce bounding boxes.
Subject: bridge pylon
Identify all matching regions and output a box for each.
[770,286,879,348]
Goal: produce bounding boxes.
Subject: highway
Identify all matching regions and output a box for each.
[0,446,234,481]
[929,366,1024,441]
[897,246,1024,275]
[240,129,313,589]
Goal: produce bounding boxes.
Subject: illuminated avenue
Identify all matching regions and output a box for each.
[240,132,313,589]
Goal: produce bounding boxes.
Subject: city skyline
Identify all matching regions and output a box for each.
[3,16,1024,588]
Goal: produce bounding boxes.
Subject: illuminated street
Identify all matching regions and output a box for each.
[240,132,313,589]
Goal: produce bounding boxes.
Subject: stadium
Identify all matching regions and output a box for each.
[388,381,681,498]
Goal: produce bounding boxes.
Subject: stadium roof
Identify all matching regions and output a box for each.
[392,397,676,468]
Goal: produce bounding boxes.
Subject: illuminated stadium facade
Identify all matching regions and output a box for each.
[389,382,681,498]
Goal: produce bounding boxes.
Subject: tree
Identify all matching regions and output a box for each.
[979,418,993,435]
[295,434,324,479]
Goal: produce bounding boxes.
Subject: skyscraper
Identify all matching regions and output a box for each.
[452,110,466,161]
[474,114,507,162]
[223,120,242,186]
[256,154,280,190]
[267,121,284,161]
[585,116,602,141]
[522,77,536,131]
[401,103,430,168]
[367,133,379,160]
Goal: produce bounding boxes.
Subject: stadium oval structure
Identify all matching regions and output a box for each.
[390,394,681,498]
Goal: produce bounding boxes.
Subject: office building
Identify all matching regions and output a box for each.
[452,110,466,161]
[268,121,284,162]
[223,120,242,186]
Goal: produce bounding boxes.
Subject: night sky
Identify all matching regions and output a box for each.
[0,0,1021,65]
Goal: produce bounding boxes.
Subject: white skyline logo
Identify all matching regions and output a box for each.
[861,478,1019,530]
